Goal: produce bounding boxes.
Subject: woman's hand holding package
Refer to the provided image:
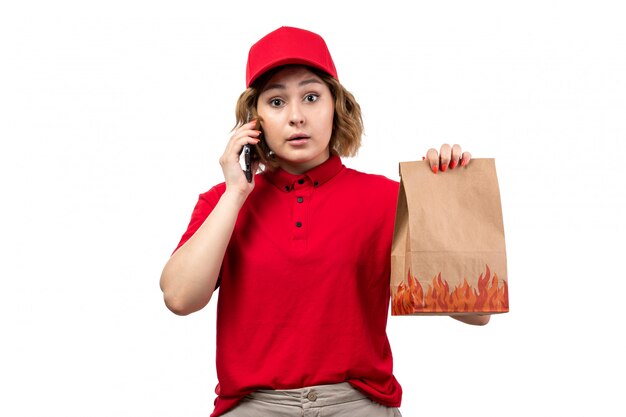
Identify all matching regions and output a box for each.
[423,143,472,174]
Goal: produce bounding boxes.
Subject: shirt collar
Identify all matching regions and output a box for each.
[263,154,345,192]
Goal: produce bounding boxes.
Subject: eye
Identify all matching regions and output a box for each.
[304,94,319,103]
[269,98,284,107]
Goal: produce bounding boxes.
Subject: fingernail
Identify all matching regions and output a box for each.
[450,160,458,169]
[432,165,438,174]
[422,156,426,160]
[441,164,447,172]
[461,159,467,167]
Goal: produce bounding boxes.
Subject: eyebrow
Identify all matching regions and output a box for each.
[263,78,323,91]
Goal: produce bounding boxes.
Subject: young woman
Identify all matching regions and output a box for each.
[160,26,489,417]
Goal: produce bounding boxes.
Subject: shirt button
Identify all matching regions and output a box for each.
[297,179,305,185]
[295,221,302,228]
[297,197,304,203]
[307,392,317,401]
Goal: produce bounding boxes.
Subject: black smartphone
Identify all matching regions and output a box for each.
[243,143,252,182]
[243,113,254,183]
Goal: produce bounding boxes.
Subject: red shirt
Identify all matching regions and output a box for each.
[174,155,402,416]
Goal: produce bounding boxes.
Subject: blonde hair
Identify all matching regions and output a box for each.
[233,66,363,169]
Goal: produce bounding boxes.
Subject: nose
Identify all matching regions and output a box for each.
[288,104,305,126]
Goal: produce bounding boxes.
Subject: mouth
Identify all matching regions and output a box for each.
[286,134,311,146]
[287,133,310,141]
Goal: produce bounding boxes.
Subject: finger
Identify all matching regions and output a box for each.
[228,130,261,151]
[450,144,462,169]
[234,135,261,154]
[231,118,260,138]
[246,118,260,129]
[426,148,439,174]
[232,126,261,140]
[439,143,452,172]
[461,151,472,167]
[222,135,261,166]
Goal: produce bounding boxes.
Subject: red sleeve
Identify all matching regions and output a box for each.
[172,184,226,254]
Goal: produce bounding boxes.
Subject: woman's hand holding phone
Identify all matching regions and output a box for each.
[219,120,261,199]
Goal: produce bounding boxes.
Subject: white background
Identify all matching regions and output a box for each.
[1,1,625,416]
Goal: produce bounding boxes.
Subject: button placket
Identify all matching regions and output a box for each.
[291,179,312,242]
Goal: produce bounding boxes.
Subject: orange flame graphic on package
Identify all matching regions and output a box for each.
[392,265,508,315]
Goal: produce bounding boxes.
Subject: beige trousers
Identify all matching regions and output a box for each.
[221,382,402,417]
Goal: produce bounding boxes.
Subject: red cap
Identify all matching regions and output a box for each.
[246,26,338,88]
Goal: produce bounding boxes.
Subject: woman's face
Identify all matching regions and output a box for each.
[257,66,334,174]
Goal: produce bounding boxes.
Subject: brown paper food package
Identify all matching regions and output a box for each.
[391,159,509,316]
